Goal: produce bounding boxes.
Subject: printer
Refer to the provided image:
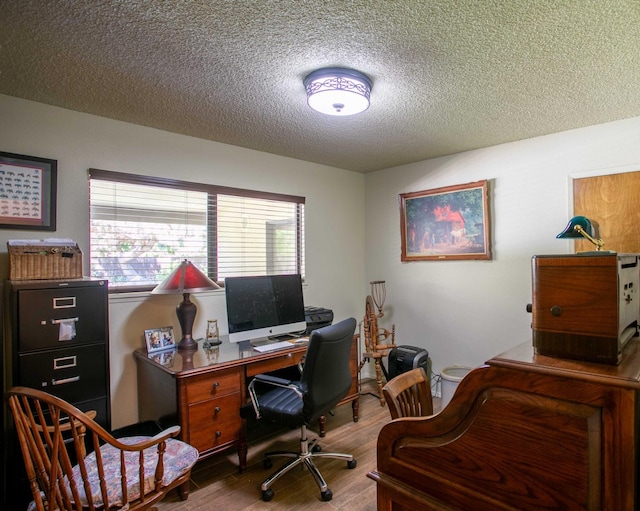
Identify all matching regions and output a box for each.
[304,306,333,334]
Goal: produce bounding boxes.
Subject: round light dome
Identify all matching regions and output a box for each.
[304,67,372,116]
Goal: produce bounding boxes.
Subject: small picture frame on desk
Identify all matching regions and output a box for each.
[145,326,175,353]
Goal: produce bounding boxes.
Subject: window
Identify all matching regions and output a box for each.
[89,169,305,290]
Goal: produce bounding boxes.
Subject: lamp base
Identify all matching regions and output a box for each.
[176,292,198,351]
[177,335,198,350]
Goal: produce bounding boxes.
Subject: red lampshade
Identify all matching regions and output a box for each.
[151,260,220,294]
[151,260,220,350]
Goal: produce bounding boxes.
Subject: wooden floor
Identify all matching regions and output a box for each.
[156,381,391,510]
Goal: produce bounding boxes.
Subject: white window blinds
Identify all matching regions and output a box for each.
[89,169,305,290]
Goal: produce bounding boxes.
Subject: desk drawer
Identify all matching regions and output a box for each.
[246,350,305,377]
[185,367,242,403]
[187,392,243,452]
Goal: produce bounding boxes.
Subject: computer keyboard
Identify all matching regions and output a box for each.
[253,340,294,353]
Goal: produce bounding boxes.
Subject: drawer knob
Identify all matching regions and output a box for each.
[213,382,220,389]
[214,406,221,414]
[215,430,222,438]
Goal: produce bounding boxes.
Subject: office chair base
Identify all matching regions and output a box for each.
[260,428,356,502]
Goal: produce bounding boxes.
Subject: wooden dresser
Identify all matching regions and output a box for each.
[135,335,359,471]
[369,340,640,511]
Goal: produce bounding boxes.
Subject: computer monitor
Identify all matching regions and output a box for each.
[225,274,307,343]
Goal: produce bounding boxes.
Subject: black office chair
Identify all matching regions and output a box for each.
[244,317,358,502]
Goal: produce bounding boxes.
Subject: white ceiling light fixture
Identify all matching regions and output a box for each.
[304,67,372,116]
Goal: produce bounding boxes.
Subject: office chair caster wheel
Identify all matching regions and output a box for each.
[263,458,273,469]
[321,489,333,501]
[312,444,322,453]
[347,459,357,469]
[262,488,274,501]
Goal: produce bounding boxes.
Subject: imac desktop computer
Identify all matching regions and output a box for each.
[225,274,307,345]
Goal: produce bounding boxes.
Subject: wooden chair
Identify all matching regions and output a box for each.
[6,386,199,511]
[36,408,97,461]
[382,367,433,419]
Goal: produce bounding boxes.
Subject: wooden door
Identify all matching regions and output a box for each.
[573,170,640,253]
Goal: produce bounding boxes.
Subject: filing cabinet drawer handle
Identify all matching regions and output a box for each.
[51,317,79,325]
[53,356,77,370]
[53,296,77,309]
[52,376,80,386]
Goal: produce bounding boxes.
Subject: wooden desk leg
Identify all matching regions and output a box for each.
[238,443,248,473]
[318,415,327,437]
[318,398,359,437]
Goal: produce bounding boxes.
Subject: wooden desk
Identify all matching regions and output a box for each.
[369,340,640,511]
[135,336,359,471]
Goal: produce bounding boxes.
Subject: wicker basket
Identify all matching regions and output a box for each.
[8,243,83,280]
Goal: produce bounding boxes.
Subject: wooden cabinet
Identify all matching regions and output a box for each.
[135,335,359,471]
[369,341,640,511]
[531,253,639,364]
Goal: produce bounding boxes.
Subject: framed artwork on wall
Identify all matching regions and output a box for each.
[0,151,57,231]
[400,180,491,261]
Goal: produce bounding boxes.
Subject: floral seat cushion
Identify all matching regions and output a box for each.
[67,435,198,507]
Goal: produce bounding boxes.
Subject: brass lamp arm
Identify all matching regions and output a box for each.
[574,224,604,250]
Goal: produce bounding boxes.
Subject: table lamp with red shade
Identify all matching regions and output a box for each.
[151,259,220,350]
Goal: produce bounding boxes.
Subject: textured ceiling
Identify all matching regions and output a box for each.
[1,1,640,173]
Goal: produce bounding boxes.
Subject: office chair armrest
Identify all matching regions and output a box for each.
[253,373,293,387]
[248,374,303,419]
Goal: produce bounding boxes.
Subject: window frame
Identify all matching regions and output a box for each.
[88,169,305,293]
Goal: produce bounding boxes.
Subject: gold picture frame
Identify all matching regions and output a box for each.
[400,180,491,261]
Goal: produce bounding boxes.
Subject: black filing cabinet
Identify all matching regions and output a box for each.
[4,278,111,429]
[3,278,111,508]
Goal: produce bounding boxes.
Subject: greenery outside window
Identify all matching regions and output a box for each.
[89,169,305,290]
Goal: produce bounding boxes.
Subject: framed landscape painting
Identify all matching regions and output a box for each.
[400,180,491,261]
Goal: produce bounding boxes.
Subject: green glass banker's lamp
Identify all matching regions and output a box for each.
[556,215,605,251]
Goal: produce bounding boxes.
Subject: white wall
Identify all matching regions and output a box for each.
[0,94,366,429]
[365,116,640,393]
[3,92,640,426]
